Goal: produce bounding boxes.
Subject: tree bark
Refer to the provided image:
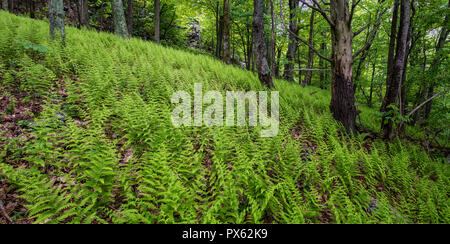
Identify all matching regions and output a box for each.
[423,0,449,120]
[111,0,129,39]
[319,33,326,88]
[275,45,282,78]
[329,0,357,135]
[283,0,299,82]
[253,0,274,88]
[49,0,66,43]
[79,0,89,27]
[215,1,223,58]
[222,0,231,64]
[270,0,276,74]
[381,0,410,140]
[303,10,315,86]
[154,0,160,43]
[384,0,399,104]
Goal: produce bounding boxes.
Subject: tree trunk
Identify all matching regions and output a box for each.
[384,0,400,103]
[329,0,357,135]
[275,45,282,78]
[79,0,89,27]
[253,0,274,88]
[283,0,299,82]
[127,0,133,35]
[111,0,129,39]
[297,49,302,84]
[2,0,7,11]
[222,0,231,64]
[270,0,276,74]
[246,24,253,70]
[399,2,415,120]
[381,0,410,140]
[215,1,223,58]
[303,10,315,86]
[49,0,66,43]
[154,0,160,43]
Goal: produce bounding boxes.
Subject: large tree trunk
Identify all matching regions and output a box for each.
[275,45,282,78]
[111,0,129,39]
[283,0,299,82]
[381,0,410,140]
[154,0,160,43]
[49,0,66,43]
[127,0,133,35]
[222,0,231,64]
[329,0,357,135]
[79,0,89,27]
[253,0,274,88]
[303,10,315,86]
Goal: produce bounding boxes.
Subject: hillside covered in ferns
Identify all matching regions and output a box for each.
[0,0,449,224]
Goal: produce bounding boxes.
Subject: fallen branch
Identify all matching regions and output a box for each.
[0,200,13,223]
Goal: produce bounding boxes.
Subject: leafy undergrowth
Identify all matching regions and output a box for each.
[0,12,448,224]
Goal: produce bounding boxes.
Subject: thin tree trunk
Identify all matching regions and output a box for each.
[49,0,66,43]
[154,0,160,43]
[297,49,302,84]
[399,2,415,121]
[275,45,282,78]
[367,61,375,107]
[283,0,299,82]
[253,0,274,88]
[215,0,223,58]
[222,0,231,64]
[381,0,410,140]
[423,0,449,120]
[246,24,253,70]
[111,0,129,39]
[270,0,276,74]
[384,0,400,102]
[319,33,326,88]
[303,10,315,86]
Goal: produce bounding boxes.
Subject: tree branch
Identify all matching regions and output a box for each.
[300,0,335,27]
[352,7,387,59]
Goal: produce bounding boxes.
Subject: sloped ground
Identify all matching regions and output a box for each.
[0,12,448,224]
